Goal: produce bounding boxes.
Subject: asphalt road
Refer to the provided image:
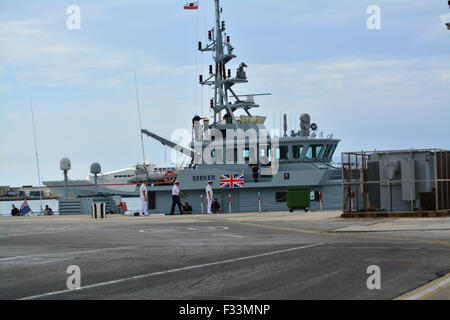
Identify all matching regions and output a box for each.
[1,212,449,300]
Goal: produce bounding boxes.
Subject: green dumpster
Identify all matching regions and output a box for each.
[287,187,311,212]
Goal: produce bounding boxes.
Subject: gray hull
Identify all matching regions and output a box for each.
[43,180,139,198]
[147,163,343,214]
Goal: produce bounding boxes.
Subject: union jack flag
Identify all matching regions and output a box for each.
[184,2,199,10]
[220,174,244,189]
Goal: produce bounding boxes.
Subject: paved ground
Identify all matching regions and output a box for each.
[1,211,449,300]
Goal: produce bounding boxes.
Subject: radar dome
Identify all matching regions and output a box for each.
[60,158,71,171]
[90,162,101,175]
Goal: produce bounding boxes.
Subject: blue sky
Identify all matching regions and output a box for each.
[1,0,449,187]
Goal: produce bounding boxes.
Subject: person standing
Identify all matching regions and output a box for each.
[169,181,184,215]
[11,204,19,217]
[140,181,149,216]
[206,180,214,214]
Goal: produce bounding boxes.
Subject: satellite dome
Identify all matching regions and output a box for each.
[60,158,71,171]
[90,162,101,175]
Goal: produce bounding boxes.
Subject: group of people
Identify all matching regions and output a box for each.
[137,180,223,216]
[169,180,218,215]
[10,204,54,216]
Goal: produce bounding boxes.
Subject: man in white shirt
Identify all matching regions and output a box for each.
[206,180,214,214]
[140,181,149,216]
[169,181,184,215]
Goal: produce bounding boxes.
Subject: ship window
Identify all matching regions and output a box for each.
[243,149,249,161]
[266,148,272,162]
[280,146,289,160]
[260,149,266,158]
[327,144,337,159]
[323,145,331,159]
[305,145,324,159]
[324,144,336,159]
[293,145,304,159]
[260,147,271,164]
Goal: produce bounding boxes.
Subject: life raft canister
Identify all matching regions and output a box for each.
[164,171,177,184]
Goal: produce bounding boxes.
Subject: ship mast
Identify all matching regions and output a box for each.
[199,0,260,126]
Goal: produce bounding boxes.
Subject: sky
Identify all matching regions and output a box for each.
[0,0,449,187]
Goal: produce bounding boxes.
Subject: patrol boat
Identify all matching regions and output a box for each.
[139,0,343,213]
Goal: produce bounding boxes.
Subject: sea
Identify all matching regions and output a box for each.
[0,197,141,217]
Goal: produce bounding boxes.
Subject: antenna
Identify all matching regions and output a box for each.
[60,157,71,198]
[90,162,101,194]
[30,97,43,214]
[134,69,149,181]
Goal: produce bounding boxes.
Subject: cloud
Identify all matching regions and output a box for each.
[0,16,174,88]
[247,56,450,109]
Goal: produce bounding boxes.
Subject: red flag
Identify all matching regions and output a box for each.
[184,2,199,10]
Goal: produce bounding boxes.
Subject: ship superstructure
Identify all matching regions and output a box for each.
[140,0,343,213]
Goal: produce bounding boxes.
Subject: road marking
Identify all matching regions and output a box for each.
[19,243,323,300]
[0,244,151,262]
[216,234,245,238]
[139,226,229,234]
[395,273,450,300]
[1,257,72,265]
[231,221,450,247]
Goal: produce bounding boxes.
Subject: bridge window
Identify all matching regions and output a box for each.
[293,145,304,159]
[279,146,290,160]
[243,149,250,162]
[325,144,337,159]
[305,145,324,159]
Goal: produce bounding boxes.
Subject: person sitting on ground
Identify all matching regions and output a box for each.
[182,202,193,215]
[43,205,54,216]
[211,199,222,213]
[11,204,19,217]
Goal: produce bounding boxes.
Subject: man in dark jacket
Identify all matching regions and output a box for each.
[11,204,19,216]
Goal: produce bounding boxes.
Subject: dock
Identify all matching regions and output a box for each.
[1,211,449,300]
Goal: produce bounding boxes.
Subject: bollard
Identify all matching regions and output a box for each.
[201,195,204,214]
[91,202,106,219]
[228,194,232,214]
[258,192,262,213]
[351,191,354,212]
[319,192,323,212]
